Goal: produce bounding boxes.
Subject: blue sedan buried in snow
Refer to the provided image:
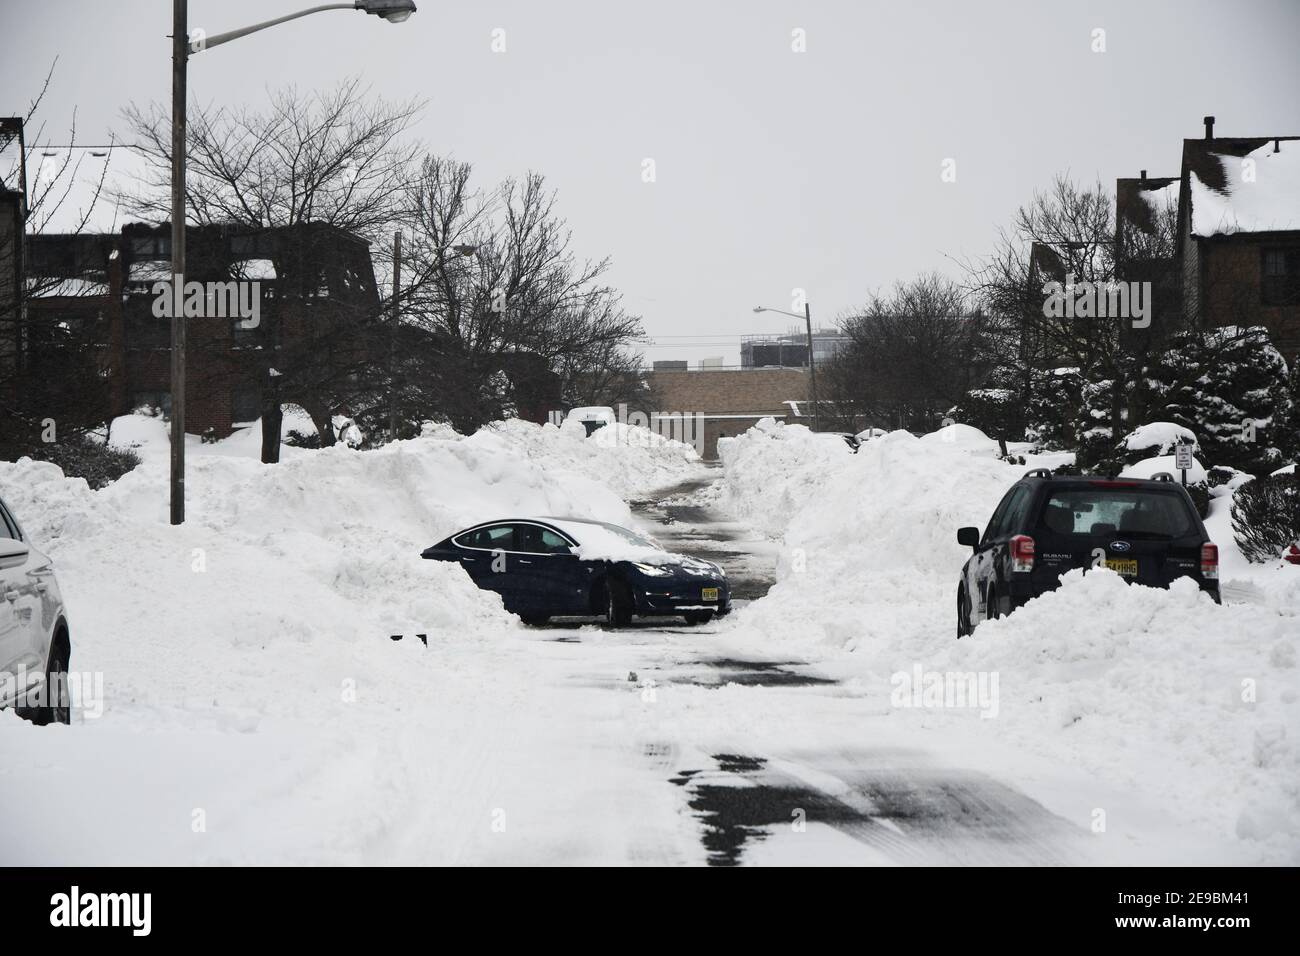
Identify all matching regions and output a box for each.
[421,517,731,627]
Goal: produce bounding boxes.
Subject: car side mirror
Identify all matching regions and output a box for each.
[957,527,980,549]
[0,539,30,564]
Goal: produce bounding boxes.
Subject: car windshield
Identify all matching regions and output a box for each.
[1041,488,1196,539]
[590,521,660,549]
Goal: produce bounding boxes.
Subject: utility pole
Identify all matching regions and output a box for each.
[805,301,820,432]
[387,230,402,440]
[169,0,187,525]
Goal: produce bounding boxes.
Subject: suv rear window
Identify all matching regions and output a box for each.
[1040,488,1196,539]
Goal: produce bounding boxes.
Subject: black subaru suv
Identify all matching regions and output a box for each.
[955,469,1220,636]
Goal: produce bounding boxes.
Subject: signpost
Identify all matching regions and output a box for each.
[1174,443,1194,487]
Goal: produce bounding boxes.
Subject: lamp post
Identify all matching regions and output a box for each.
[168,0,416,525]
[753,304,820,431]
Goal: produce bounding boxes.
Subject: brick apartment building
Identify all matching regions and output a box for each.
[1176,118,1300,360]
[1022,119,1299,368]
[22,220,381,438]
[648,367,809,458]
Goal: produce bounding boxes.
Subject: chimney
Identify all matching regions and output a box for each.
[1140,169,1147,182]
[1204,115,1215,139]
[1275,139,1281,153]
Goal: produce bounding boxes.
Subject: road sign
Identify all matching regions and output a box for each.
[1174,444,1194,471]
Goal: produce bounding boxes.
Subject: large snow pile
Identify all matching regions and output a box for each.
[716,418,856,536]
[477,418,700,500]
[0,419,696,863]
[920,422,1003,457]
[1123,421,1199,456]
[1121,453,1208,484]
[0,425,637,717]
[722,424,1300,861]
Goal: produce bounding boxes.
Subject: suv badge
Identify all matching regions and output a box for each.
[1110,541,1132,553]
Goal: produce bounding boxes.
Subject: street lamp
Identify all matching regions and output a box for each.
[168,0,416,524]
[752,303,821,432]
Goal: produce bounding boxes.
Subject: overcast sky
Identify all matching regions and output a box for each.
[3,0,1299,366]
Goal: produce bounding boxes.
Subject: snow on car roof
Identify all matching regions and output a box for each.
[537,516,675,564]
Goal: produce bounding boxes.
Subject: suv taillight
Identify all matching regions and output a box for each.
[1201,543,1219,580]
[1010,534,1035,573]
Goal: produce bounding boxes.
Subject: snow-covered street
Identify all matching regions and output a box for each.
[3,419,1292,866]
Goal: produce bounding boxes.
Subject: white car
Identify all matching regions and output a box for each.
[565,406,617,436]
[0,495,71,725]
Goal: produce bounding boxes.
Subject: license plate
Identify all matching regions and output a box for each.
[701,587,719,602]
[1105,558,1138,577]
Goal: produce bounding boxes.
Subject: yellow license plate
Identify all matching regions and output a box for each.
[1105,558,1138,577]
[701,587,719,602]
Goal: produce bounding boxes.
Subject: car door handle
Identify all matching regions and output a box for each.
[459,556,478,563]
[517,559,533,565]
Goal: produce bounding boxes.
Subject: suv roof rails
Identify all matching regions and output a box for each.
[1149,472,1175,482]
[1024,468,1054,479]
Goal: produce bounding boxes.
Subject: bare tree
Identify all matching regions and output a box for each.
[822,273,994,433]
[120,79,423,460]
[1,61,116,453]
[395,157,645,433]
[965,174,1255,457]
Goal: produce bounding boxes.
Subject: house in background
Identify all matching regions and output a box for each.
[1177,117,1300,360]
[24,220,382,438]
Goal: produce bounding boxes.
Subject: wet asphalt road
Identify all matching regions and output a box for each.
[525,469,1093,866]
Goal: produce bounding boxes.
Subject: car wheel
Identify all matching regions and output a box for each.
[519,614,550,627]
[986,585,1001,622]
[683,611,713,626]
[957,587,972,638]
[18,636,70,727]
[605,578,633,628]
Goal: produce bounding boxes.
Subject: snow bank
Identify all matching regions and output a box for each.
[721,421,1300,861]
[1121,453,1208,485]
[920,422,1002,457]
[717,417,858,536]
[1123,421,1198,456]
[0,418,702,863]
[476,418,700,501]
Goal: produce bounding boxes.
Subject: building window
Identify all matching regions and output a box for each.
[130,236,170,258]
[232,386,262,423]
[1262,248,1300,306]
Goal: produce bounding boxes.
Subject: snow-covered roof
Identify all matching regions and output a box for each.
[1189,140,1300,237]
[1142,180,1180,216]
